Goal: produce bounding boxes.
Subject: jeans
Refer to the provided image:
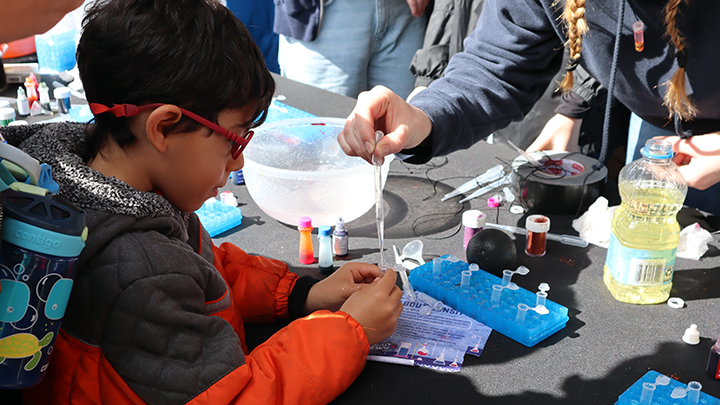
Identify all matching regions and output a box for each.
[278,0,427,99]
[627,112,720,216]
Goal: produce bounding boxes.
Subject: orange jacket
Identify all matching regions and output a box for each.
[25,220,368,405]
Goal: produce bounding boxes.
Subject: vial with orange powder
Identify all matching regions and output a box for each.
[525,214,550,257]
[298,216,315,264]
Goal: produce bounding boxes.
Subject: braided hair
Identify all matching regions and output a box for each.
[559,0,697,121]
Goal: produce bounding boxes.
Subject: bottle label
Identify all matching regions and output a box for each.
[606,232,676,286]
[332,235,348,256]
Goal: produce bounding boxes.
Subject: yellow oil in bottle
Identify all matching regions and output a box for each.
[603,183,685,304]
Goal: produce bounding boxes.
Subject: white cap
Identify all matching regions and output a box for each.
[682,324,700,345]
[526,214,550,233]
[8,120,28,126]
[462,209,486,229]
[0,100,11,109]
[54,87,72,99]
[0,107,16,120]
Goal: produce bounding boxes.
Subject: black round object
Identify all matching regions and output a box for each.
[466,228,517,276]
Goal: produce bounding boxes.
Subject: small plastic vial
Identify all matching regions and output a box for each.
[54,87,72,114]
[38,82,51,111]
[707,333,720,379]
[633,21,645,52]
[298,217,314,264]
[24,77,39,103]
[332,217,348,257]
[0,107,16,126]
[525,214,550,257]
[462,210,485,250]
[318,225,334,274]
[16,87,30,116]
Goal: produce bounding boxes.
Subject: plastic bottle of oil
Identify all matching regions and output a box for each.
[603,139,687,304]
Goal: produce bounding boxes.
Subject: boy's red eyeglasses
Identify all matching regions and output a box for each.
[89,103,253,159]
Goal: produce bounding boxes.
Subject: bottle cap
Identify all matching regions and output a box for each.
[54,87,71,99]
[641,139,673,160]
[462,210,486,229]
[318,225,331,237]
[299,216,312,228]
[335,217,346,231]
[526,214,550,233]
[682,324,700,345]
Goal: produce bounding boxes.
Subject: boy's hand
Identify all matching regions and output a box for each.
[339,270,404,346]
[303,262,381,314]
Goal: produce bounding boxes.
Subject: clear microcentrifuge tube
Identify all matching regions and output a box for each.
[419,306,432,316]
[433,257,443,278]
[461,270,471,291]
[640,382,655,405]
[418,292,443,311]
[446,255,460,263]
[469,263,479,272]
[536,291,547,307]
[491,284,503,304]
[516,303,529,323]
[502,269,513,286]
[393,265,417,302]
[687,381,702,404]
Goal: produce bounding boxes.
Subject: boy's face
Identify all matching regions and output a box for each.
[159,106,254,213]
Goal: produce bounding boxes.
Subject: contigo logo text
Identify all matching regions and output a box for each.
[14,230,61,249]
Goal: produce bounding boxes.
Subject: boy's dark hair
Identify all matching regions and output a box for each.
[77,0,275,161]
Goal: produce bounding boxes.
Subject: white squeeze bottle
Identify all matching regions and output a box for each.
[603,139,687,304]
[332,217,348,257]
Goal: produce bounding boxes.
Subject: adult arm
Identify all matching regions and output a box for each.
[339,0,565,164]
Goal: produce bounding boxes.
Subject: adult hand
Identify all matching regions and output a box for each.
[656,134,720,190]
[526,114,582,153]
[338,85,433,165]
[406,0,430,17]
[303,262,380,313]
[339,269,403,345]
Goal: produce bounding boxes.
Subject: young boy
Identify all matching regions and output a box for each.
[1,0,403,403]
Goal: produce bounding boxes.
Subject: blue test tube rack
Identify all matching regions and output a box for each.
[195,198,243,237]
[616,370,719,405]
[408,255,569,347]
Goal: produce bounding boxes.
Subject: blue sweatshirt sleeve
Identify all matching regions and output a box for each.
[407,0,565,163]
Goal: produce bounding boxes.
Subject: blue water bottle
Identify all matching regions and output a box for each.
[0,144,87,388]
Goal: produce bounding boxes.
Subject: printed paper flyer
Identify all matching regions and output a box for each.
[367,293,492,372]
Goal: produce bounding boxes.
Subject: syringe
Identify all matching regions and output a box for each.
[458,174,512,203]
[441,164,505,201]
[485,222,588,248]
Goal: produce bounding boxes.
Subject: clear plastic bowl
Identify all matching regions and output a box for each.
[242,117,394,227]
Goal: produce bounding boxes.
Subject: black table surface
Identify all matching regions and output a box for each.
[222,75,720,404]
[4,74,719,404]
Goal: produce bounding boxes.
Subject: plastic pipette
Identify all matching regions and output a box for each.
[373,130,387,267]
[442,164,505,201]
[458,174,512,203]
[507,140,545,170]
[485,222,588,248]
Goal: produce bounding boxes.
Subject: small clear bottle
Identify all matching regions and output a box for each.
[318,225,334,274]
[298,216,314,264]
[16,87,29,116]
[603,139,687,304]
[38,82,51,111]
[332,217,348,257]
